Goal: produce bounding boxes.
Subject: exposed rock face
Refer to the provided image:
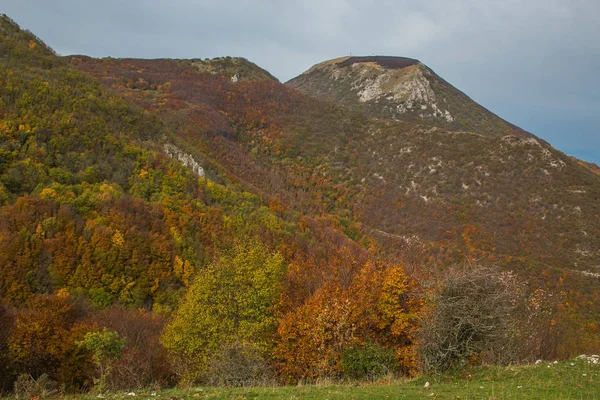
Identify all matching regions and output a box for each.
[163,143,205,177]
[353,62,454,122]
[287,56,529,137]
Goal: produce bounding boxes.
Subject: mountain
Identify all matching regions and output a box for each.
[0,15,599,390]
[287,56,531,137]
[286,56,600,267]
[71,51,600,336]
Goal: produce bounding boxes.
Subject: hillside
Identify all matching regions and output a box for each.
[0,14,348,320]
[286,57,600,273]
[0,15,428,391]
[0,14,599,394]
[73,53,600,275]
[71,50,600,352]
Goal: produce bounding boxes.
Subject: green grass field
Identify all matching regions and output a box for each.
[59,357,598,400]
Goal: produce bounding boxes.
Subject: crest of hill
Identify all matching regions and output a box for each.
[0,14,61,68]
[337,55,420,69]
[67,55,279,83]
[287,55,531,138]
[190,56,279,82]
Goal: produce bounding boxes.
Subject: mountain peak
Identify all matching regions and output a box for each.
[336,55,420,69]
[287,55,530,137]
[305,55,420,73]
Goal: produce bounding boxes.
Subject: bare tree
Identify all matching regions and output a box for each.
[419,265,525,372]
[205,342,275,387]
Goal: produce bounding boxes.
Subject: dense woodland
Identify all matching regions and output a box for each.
[0,15,599,395]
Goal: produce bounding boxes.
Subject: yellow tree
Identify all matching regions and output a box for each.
[161,239,285,385]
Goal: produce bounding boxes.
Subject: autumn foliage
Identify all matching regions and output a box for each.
[0,13,599,394]
[276,261,421,381]
[161,239,285,384]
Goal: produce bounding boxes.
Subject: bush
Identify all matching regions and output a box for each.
[77,328,124,393]
[13,374,57,399]
[341,342,397,381]
[0,303,15,394]
[92,306,175,390]
[419,265,524,372]
[205,343,275,387]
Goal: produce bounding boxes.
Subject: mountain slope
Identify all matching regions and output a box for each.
[74,53,600,283]
[0,12,598,369]
[0,15,301,310]
[0,17,434,388]
[75,52,600,357]
[287,56,530,137]
[286,59,600,307]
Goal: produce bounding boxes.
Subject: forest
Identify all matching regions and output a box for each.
[0,14,599,396]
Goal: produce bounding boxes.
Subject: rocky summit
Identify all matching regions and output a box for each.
[287,55,530,137]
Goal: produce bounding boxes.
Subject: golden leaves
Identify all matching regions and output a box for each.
[111,230,124,247]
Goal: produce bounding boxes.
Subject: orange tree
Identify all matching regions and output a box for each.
[275,259,422,382]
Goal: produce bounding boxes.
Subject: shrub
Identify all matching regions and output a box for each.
[77,328,124,393]
[341,342,397,381]
[13,374,57,399]
[205,342,275,387]
[92,306,175,390]
[418,265,524,372]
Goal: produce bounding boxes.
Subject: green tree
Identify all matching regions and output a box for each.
[77,328,124,393]
[161,239,285,385]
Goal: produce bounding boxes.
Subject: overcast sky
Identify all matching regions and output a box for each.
[2,0,599,164]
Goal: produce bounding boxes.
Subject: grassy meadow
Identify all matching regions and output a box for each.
[48,357,598,400]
